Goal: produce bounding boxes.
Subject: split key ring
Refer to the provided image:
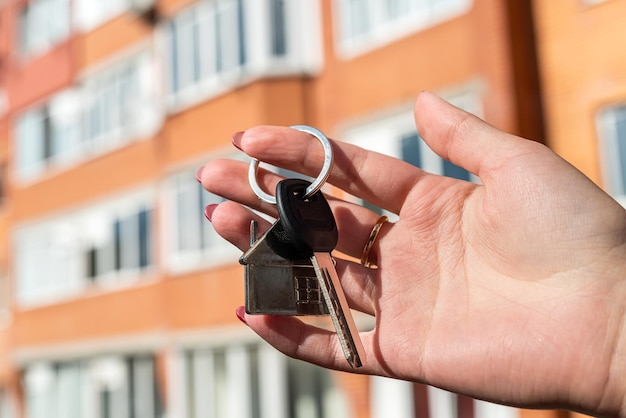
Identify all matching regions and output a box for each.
[248,125,334,205]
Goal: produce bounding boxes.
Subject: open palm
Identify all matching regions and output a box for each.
[200,92,626,416]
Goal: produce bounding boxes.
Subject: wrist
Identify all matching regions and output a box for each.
[573,245,626,418]
[613,317,626,418]
[603,266,626,418]
[614,305,626,418]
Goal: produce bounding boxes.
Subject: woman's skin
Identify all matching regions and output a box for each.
[198,92,626,417]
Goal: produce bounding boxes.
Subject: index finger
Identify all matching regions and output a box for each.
[236,126,427,214]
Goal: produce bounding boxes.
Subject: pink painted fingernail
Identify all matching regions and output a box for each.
[204,204,218,221]
[232,131,244,150]
[195,165,204,183]
[235,306,248,325]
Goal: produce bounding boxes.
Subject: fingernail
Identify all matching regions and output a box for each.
[235,306,248,325]
[195,165,204,183]
[231,131,244,151]
[204,204,218,221]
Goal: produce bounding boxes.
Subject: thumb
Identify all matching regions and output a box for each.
[414,92,534,182]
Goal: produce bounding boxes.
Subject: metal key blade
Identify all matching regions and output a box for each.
[311,252,365,368]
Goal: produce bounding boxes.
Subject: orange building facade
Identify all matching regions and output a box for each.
[0,0,615,417]
[533,0,626,207]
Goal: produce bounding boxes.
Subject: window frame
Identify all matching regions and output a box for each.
[0,387,17,418]
[18,0,71,57]
[163,166,239,274]
[23,354,161,418]
[13,48,159,184]
[597,102,626,206]
[174,341,348,418]
[163,0,323,112]
[14,187,157,308]
[333,0,472,58]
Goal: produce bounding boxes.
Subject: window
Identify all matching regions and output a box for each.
[165,168,237,273]
[165,0,323,110]
[83,53,157,152]
[598,104,626,206]
[167,0,246,97]
[18,0,70,56]
[23,362,82,418]
[0,162,6,206]
[180,343,348,418]
[270,0,288,56]
[15,189,155,306]
[370,379,518,418]
[91,356,161,418]
[73,0,132,31]
[15,107,49,180]
[15,90,82,181]
[0,271,10,328]
[15,221,85,306]
[23,356,161,418]
[0,388,16,418]
[335,0,472,57]
[85,208,153,282]
[14,52,158,183]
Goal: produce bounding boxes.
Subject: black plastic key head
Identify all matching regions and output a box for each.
[267,179,338,260]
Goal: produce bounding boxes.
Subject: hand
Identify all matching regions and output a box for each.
[198,92,626,417]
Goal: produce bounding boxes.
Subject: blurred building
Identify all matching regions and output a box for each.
[0,0,620,417]
[533,0,626,207]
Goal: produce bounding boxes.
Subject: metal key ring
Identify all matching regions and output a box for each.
[248,125,334,205]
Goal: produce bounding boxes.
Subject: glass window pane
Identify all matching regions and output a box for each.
[57,363,82,418]
[97,232,116,277]
[131,357,158,418]
[347,0,372,39]
[615,107,626,195]
[216,1,240,72]
[270,0,287,56]
[175,177,202,252]
[168,21,179,93]
[386,0,413,20]
[174,12,196,91]
[400,132,421,167]
[213,349,228,417]
[138,209,152,269]
[236,0,246,66]
[188,350,213,418]
[201,188,225,249]
[119,213,140,270]
[197,3,217,81]
[24,363,56,418]
[28,1,48,53]
[48,0,70,44]
[114,219,122,271]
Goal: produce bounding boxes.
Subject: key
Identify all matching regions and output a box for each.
[240,220,329,316]
[273,178,366,368]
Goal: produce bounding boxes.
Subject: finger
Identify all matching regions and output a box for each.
[210,201,272,251]
[414,91,540,182]
[240,309,381,375]
[203,158,393,260]
[235,128,429,214]
[201,159,280,219]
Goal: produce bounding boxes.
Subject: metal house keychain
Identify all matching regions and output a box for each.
[240,126,366,368]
